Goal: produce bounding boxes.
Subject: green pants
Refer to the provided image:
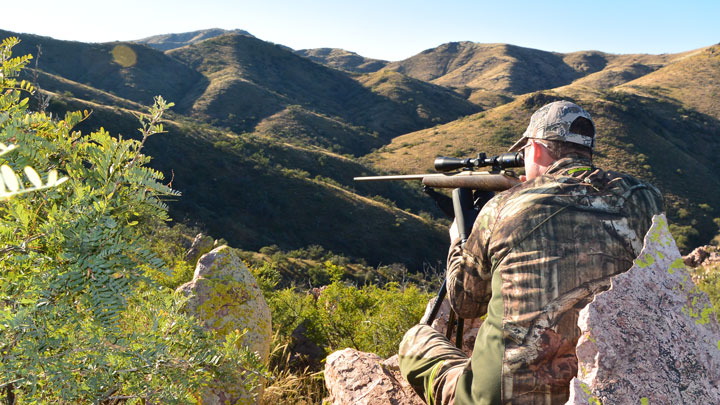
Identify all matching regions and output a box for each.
[399,323,503,405]
[398,324,470,405]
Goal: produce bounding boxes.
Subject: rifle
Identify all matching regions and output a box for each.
[355,152,524,348]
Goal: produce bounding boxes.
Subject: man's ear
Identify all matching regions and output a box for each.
[530,139,543,162]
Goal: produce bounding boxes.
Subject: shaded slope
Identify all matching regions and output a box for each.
[43,96,447,269]
[23,69,145,111]
[0,29,203,105]
[295,48,388,73]
[354,70,481,136]
[253,106,385,153]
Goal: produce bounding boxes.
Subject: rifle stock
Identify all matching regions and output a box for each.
[422,171,520,190]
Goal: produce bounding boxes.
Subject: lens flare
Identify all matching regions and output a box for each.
[111,45,137,67]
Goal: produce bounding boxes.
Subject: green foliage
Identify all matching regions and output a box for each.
[308,260,345,286]
[692,262,720,322]
[669,223,700,252]
[0,40,263,403]
[242,245,434,402]
[267,280,430,359]
[143,221,201,289]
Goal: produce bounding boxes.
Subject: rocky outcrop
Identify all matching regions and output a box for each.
[683,244,720,268]
[568,214,720,404]
[176,246,272,404]
[184,233,216,265]
[324,349,424,405]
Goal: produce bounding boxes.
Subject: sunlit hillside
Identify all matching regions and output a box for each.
[2,27,717,265]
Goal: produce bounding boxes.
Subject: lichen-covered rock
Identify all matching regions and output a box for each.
[176,245,272,404]
[568,214,720,404]
[184,232,216,265]
[324,348,424,405]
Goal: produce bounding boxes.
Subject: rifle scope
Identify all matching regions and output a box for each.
[434,152,524,173]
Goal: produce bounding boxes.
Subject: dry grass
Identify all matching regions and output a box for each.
[262,332,327,405]
[618,45,720,120]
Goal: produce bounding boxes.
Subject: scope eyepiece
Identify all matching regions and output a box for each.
[490,152,524,169]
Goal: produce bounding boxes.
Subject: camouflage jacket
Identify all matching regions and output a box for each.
[446,156,664,404]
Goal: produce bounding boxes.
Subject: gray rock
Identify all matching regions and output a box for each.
[324,348,424,405]
[176,245,272,404]
[568,214,720,404]
[184,233,216,265]
[684,244,720,268]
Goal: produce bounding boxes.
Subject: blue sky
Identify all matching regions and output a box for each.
[3,0,718,61]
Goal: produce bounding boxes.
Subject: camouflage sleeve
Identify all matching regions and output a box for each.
[445,195,501,319]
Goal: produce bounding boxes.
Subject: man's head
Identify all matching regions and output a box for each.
[509,101,595,180]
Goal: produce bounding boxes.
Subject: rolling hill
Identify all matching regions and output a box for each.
[134,28,254,51]
[382,41,696,109]
[167,33,479,151]
[1,29,457,269]
[2,27,717,266]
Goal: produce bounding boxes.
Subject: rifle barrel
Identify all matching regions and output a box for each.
[354,174,429,181]
[354,172,521,191]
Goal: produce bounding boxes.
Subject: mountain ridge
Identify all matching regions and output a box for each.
[2,27,717,262]
[134,28,254,51]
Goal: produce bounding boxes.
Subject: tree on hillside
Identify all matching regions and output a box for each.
[0,37,263,403]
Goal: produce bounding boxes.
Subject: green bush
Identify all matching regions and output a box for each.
[669,223,700,252]
[0,38,263,403]
[265,280,430,359]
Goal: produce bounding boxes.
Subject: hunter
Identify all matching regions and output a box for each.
[398,100,664,404]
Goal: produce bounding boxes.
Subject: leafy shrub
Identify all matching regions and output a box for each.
[266,280,430,359]
[669,223,700,252]
[0,38,263,403]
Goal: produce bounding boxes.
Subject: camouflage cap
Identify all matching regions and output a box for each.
[509,100,595,152]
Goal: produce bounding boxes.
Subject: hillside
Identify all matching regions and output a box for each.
[135,28,254,51]
[0,29,203,105]
[167,33,478,153]
[384,42,582,107]
[383,42,695,109]
[617,45,720,120]
[42,94,447,268]
[0,29,455,269]
[295,48,388,73]
[367,85,720,251]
